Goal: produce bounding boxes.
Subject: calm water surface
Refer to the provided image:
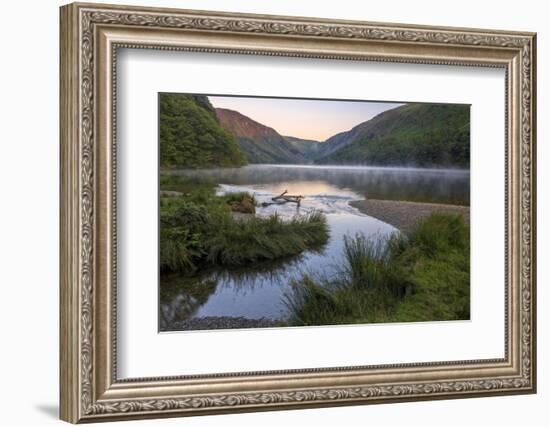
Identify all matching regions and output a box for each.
[159,164,470,330]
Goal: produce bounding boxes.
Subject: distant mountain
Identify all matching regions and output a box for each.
[314,104,470,168]
[159,94,247,168]
[216,108,306,164]
[284,136,321,159]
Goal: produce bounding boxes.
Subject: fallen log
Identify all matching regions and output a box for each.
[261,190,304,207]
[272,190,304,203]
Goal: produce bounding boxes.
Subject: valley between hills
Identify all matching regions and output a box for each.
[159,94,470,170]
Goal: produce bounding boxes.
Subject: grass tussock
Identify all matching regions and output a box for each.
[285,213,470,325]
[206,211,328,266]
[224,191,256,214]
[160,175,329,272]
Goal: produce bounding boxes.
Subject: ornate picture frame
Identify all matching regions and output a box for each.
[60,2,536,423]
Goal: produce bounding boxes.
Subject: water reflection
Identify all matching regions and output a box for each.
[160,276,218,330]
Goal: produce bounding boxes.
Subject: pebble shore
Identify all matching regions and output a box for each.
[349,199,470,233]
[163,316,280,331]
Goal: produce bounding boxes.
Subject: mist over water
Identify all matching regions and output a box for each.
[167,163,470,206]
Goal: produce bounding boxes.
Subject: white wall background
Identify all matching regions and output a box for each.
[0,0,545,426]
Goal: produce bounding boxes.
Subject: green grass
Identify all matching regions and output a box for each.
[205,211,327,266]
[391,213,470,321]
[160,175,329,273]
[285,213,470,326]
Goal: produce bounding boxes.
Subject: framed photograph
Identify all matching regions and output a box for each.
[60,2,537,423]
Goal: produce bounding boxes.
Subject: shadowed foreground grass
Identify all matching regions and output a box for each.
[284,213,470,325]
[160,175,329,272]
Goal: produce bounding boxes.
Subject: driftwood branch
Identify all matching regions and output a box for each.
[271,190,289,200]
[261,190,304,207]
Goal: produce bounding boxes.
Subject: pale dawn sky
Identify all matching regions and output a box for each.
[208,95,403,141]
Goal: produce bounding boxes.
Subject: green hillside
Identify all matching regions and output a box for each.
[284,136,321,159]
[229,135,303,164]
[159,94,247,168]
[315,104,470,168]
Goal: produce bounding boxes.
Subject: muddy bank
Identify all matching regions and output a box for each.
[350,199,470,233]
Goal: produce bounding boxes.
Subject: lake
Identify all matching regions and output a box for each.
[159,164,470,331]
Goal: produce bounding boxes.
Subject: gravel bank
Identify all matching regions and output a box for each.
[350,199,470,234]
[163,316,280,331]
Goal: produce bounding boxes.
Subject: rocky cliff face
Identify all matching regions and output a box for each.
[216,108,281,139]
[216,108,306,164]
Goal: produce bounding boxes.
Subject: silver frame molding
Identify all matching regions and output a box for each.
[60,2,537,423]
